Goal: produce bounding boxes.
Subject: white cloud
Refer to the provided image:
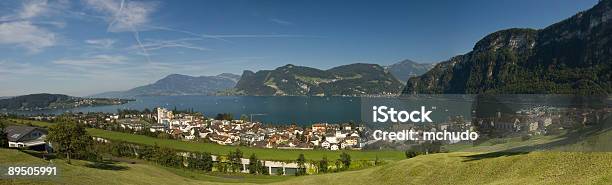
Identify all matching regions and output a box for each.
[84,0,157,32]
[84,0,158,63]
[0,21,56,53]
[85,38,116,49]
[0,0,66,52]
[19,0,49,19]
[53,54,127,67]
[269,18,294,25]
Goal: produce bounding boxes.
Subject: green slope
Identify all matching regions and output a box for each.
[2,149,611,185]
[275,152,612,185]
[0,149,288,185]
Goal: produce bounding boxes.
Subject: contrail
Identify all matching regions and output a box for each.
[107,0,124,32]
[109,0,152,63]
[132,28,152,63]
[147,25,233,43]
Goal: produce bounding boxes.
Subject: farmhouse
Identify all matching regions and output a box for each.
[4,126,50,151]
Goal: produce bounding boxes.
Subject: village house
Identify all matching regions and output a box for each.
[4,126,49,151]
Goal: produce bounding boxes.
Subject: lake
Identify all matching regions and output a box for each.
[4,95,608,126]
[7,96,362,125]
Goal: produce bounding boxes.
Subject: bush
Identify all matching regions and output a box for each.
[490,138,508,145]
[405,150,420,158]
[521,135,531,141]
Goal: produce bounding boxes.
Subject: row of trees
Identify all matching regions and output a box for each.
[0,118,9,148]
[405,141,444,158]
[312,152,352,173]
[43,118,356,176]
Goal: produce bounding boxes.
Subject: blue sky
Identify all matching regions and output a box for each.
[0,0,598,96]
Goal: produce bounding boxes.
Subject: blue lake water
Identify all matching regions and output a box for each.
[9,96,363,125]
[5,95,607,126]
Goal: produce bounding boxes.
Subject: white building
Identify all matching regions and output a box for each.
[4,126,48,150]
[321,141,331,149]
[157,108,174,124]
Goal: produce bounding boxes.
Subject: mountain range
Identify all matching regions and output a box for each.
[92,73,240,98]
[385,59,434,82]
[89,0,612,98]
[402,0,612,95]
[234,63,404,96]
[0,93,128,110]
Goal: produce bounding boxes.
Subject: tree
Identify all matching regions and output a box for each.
[296,153,306,176]
[201,152,213,172]
[155,147,182,168]
[228,148,243,172]
[46,120,92,164]
[405,149,420,158]
[192,128,200,141]
[188,152,200,170]
[374,156,381,166]
[248,153,259,174]
[186,152,212,171]
[319,157,328,173]
[0,119,8,148]
[258,160,268,175]
[339,152,351,170]
[215,113,233,121]
[240,114,249,122]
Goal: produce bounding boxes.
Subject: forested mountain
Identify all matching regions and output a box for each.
[403,0,612,95]
[93,73,238,98]
[235,63,403,96]
[0,94,128,110]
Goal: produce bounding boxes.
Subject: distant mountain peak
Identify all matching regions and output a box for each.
[235,63,403,96]
[92,73,238,98]
[385,59,434,82]
[216,73,241,82]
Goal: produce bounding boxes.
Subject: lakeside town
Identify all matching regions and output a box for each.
[8,103,607,152]
[32,107,369,151]
[1,103,609,176]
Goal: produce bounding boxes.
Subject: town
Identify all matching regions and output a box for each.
[2,104,608,176]
[16,104,606,152]
[34,107,369,151]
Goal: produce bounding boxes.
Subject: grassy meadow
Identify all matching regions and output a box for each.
[275,152,612,185]
[1,148,611,185]
[0,148,289,185]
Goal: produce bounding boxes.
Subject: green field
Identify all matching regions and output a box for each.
[7,119,54,127]
[0,148,289,185]
[2,148,611,185]
[274,152,612,185]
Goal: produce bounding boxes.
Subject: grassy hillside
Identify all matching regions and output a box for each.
[2,148,610,185]
[275,152,612,185]
[0,148,288,185]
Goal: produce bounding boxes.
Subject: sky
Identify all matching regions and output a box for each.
[0,0,599,96]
